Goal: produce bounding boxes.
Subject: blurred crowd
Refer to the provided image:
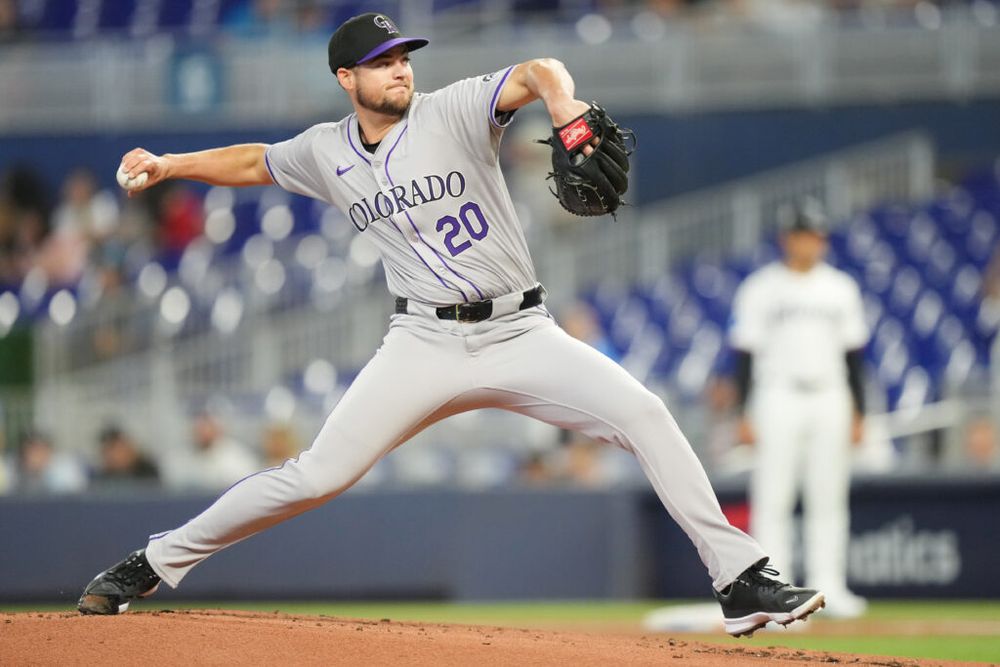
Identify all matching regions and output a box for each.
[1,165,128,290]
[0,162,208,355]
[0,163,205,288]
[2,0,997,46]
[0,407,652,497]
[0,412,305,495]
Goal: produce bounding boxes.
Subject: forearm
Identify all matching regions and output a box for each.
[733,350,753,413]
[524,58,574,105]
[845,348,866,414]
[495,58,590,126]
[164,144,272,187]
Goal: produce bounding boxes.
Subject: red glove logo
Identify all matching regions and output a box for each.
[559,118,594,151]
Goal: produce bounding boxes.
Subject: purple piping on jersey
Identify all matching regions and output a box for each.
[488,66,516,130]
[385,125,485,301]
[386,216,461,297]
[346,117,372,166]
[349,116,462,299]
[356,36,429,66]
[263,149,279,185]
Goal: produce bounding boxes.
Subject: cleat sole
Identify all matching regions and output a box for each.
[723,592,825,637]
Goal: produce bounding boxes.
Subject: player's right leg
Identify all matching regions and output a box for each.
[749,387,807,582]
[78,315,472,614]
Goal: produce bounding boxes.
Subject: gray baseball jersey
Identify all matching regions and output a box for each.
[142,68,768,596]
[265,67,534,306]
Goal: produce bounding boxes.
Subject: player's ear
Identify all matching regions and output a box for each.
[336,67,354,91]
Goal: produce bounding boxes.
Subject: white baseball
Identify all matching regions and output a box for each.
[116,164,149,191]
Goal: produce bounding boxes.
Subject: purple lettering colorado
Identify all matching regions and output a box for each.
[347,171,467,232]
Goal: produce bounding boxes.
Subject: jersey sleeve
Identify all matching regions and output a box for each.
[264,125,330,202]
[729,276,765,352]
[841,278,869,350]
[425,66,517,163]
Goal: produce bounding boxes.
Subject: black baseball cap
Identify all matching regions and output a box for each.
[328,13,429,74]
[778,197,829,235]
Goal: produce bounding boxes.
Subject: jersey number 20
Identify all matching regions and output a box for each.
[436,202,488,257]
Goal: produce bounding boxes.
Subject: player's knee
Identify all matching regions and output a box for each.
[625,391,672,431]
[614,391,674,446]
[293,452,358,501]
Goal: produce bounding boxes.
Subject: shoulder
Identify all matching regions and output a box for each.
[301,119,349,140]
[821,264,861,291]
[420,67,515,104]
[741,262,782,291]
[271,120,347,151]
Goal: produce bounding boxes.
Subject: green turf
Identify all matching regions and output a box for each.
[861,600,1000,621]
[5,600,999,662]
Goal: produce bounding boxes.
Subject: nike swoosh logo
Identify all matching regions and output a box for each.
[785,596,799,604]
[336,164,355,176]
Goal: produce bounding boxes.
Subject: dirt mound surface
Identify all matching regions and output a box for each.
[0,610,959,666]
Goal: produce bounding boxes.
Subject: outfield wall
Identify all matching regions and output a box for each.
[1,476,997,602]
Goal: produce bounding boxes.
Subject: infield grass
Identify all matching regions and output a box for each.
[4,600,999,662]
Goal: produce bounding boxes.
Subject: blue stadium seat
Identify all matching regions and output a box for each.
[966,210,998,266]
[35,0,78,32]
[159,0,194,31]
[99,0,137,31]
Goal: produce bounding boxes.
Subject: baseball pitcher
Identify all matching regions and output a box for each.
[78,13,824,636]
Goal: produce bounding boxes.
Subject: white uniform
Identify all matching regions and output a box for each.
[730,261,868,598]
[144,68,767,592]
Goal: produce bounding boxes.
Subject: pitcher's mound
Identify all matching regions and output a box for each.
[1,610,929,666]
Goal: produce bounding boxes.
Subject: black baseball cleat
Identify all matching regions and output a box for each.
[78,549,161,615]
[713,559,825,637]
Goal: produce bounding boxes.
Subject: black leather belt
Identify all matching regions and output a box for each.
[395,285,546,323]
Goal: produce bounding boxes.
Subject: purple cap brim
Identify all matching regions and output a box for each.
[356,37,429,65]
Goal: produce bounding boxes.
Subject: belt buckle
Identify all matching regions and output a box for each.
[455,304,477,323]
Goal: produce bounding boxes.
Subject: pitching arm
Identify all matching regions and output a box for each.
[118,144,273,195]
[496,58,592,128]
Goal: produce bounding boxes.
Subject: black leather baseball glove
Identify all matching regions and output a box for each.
[540,103,634,218]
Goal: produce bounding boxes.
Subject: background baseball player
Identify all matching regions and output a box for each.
[77,12,825,636]
[730,199,869,619]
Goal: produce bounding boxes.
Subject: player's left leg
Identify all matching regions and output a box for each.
[475,310,823,635]
[802,389,865,617]
[474,309,764,589]
[749,386,809,582]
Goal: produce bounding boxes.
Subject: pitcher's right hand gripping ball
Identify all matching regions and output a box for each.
[115,147,166,196]
[540,103,635,218]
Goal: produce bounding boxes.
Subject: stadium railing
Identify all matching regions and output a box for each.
[1,11,999,132]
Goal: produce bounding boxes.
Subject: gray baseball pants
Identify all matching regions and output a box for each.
[145,289,766,591]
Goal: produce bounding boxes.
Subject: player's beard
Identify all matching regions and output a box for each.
[356,83,412,118]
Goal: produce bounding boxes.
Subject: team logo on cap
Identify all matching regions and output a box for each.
[374,15,398,34]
